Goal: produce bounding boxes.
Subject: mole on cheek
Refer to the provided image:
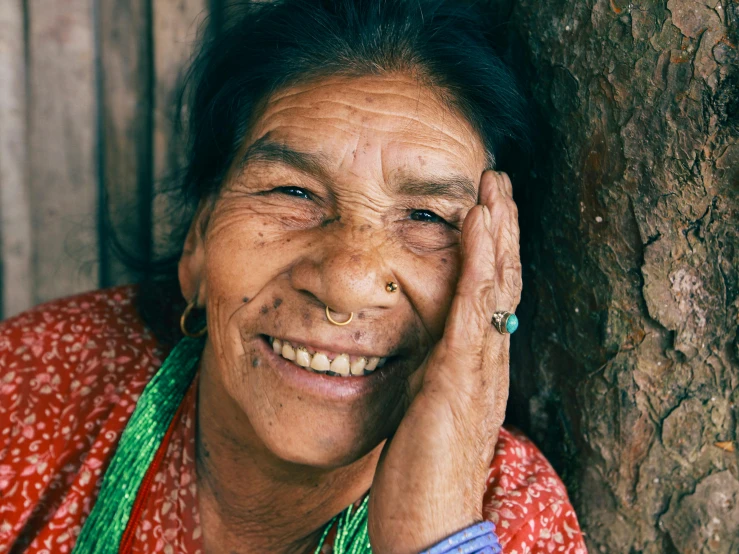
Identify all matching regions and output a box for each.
[273,298,283,309]
[252,357,261,368]
[243,297,250,303]
[260,305,269,315]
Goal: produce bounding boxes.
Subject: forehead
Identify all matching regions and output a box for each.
[245,74,488,183]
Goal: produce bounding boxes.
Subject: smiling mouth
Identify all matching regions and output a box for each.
[266,336,388,377]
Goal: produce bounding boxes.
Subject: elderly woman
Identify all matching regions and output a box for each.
[0,0,586,553]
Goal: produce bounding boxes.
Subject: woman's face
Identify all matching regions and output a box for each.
[182,74,488,468]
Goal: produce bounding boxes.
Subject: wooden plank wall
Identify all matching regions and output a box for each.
[0,0,212,319]
[0,0,32,318]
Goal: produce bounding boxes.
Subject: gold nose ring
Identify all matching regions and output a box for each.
[386,281,398,293]
[326,306,353,326]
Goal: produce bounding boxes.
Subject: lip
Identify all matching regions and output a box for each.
[255,336,399,402]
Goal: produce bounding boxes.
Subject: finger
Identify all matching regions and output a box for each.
[492,192,522,310]
[479,170,521,310]
[498,171,513,197]
[483,177,517,430]
[478,169,499,208]
[478,170,511,208]
[443,202,497,351]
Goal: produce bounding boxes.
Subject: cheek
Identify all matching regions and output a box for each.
[203,202,301,295]
[402,249,461,341]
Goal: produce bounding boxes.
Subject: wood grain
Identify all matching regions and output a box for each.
[26,0,99,304]
[98,0,153,286]
[152,0,208,265]
[0,0,32,317]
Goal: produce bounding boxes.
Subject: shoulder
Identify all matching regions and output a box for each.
[0,286,168,550]
[0,285,157,353]
[0,285,165,401]
[483,427,587,554]
[1,285,152,338]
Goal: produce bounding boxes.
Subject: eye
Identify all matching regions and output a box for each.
[273,186,311,200]
[410,209,446,224]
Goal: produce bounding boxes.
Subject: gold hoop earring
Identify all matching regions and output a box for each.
[325,306,353,326]
[180,299,207,338]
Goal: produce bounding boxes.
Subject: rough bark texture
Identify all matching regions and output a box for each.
[508,1,739,552]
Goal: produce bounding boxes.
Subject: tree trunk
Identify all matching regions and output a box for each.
[508,1,739,552]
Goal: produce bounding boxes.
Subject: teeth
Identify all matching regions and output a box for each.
[350,357,366,376]
[282,343,296,361]
[331,354,350,376]
[295,347,311,368]
[269,337,387,378]
[310,352,330,372]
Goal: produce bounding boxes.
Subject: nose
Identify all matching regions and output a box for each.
[290,228,400,316]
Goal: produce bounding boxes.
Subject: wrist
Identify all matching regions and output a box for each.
[374,514,485,554]
[421,521,500,554]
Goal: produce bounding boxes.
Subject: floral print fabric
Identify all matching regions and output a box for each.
[0,287,587,553]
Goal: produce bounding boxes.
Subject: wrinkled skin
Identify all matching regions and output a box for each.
[179,74,522,554]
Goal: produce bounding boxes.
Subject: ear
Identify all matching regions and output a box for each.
[178,200,213,307]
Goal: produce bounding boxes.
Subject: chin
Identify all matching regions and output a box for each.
[232,349,406,470]
[210,326,414,470]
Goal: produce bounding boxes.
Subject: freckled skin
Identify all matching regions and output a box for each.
[186,74,486,463]
[178,74,509,553]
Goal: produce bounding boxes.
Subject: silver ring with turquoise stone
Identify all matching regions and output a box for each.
[491,311,518,335]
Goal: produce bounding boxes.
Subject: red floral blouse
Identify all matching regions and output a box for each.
[0,287,587,553]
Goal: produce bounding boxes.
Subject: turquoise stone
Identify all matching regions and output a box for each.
[505,314,519,334]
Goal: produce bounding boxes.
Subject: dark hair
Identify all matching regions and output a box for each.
[141,0,531,338]
[180,0,529,203]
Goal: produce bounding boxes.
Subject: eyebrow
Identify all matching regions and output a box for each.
[395,175,477,203]
[241,135,477,203]
[240,135,333,182]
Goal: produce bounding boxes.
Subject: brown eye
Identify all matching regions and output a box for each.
[274,186,311,200]
[410,209,446,224]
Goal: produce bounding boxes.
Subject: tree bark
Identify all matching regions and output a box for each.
[508,1,739,552]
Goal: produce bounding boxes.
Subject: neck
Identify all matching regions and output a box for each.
[195,346,382,554]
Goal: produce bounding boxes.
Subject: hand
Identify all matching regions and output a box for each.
[367,171,522,554]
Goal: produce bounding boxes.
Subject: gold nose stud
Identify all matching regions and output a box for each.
[326,306,353,326]
[386,281,398,293]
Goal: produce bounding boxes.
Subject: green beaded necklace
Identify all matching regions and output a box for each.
[72,337,372,553]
